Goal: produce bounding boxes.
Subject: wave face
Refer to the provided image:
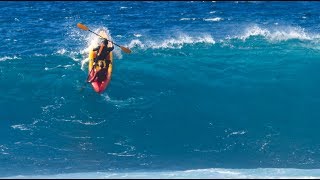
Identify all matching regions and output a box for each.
[1,1,320,177]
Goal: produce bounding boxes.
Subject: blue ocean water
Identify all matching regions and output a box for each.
[1,1,320,178]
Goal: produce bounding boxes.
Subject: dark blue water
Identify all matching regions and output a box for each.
[1,1,320,178]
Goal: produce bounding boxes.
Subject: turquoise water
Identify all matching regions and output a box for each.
[1,1,320,178]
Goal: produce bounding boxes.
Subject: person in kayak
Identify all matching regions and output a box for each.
[88,61,109,83]
[93,39,114,67]
[88,39,114,83]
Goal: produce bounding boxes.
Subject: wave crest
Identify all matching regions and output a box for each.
[128,34,215,49]
[0,56,20,61]
[236,25,320,41]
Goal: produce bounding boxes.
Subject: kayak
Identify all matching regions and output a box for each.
[88,30,113,94]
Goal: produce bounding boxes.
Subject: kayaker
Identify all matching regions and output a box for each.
[93,39,114,68]
[88,39,114,83]
[88,61,109,83]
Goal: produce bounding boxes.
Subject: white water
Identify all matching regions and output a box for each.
[4,168,320,179]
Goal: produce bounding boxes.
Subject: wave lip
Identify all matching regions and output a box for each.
[235,25,320,41]
[126,25,320,51]
[128,34,215,49]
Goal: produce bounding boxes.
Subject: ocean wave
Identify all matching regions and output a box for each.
[127,34,215,49]
[124,25,320,50]
[121,25,320,52]
[126,25,320,51]
[235,25,320,41]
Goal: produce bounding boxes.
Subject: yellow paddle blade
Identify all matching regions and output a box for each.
[77,23,88,31]
[120,46,132,54]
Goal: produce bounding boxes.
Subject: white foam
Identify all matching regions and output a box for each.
[4,168,320,179]
[204,17,223,22]
[72,120,106,126]
[120,6,131,9]
[127,34,215,49]
[227,130,247,137]
[55,119,106,126]
[236,25,320,41]
[41,103,62,114]
[56,49,66,55]
[44,64,74,71]
[0,145,9,155]
[102,94,137,109]
[0,56,20,61]
[11,124,30,131]
[134,34,142,37]
[128,39,145,49]
[107,152,135,157]
[180,18,197,21]
[34,53,48,57]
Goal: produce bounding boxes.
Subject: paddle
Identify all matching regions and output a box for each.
[77,23,132,54]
